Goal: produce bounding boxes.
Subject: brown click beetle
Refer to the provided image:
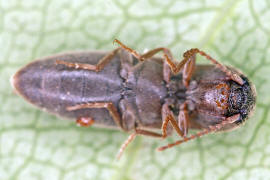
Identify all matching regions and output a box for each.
[11,39,256,159]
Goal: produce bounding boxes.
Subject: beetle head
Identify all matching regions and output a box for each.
[227,75,256,125]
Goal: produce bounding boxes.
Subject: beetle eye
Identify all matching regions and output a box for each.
[230,88,243,110]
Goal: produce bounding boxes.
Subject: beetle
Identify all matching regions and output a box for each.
[11,39,256,159]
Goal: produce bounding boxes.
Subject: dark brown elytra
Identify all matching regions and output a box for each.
[11,39,256,159]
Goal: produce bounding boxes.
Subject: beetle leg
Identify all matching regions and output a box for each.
[162,103,185,138]
[182,53,195,88]
[55,48,121,72]
[184,49,244,85]
[114,39,244,85]
[66,102,124,130]
[157,114,241,151]
[76,117,95,127]
[114,39,192,76]
[117,128,163,160]
[161,118,169,138]
[117,132,137,160]
[135,129,163,137]
[163,61,171,83]
[114,39,180,73]
[178,102,189,137]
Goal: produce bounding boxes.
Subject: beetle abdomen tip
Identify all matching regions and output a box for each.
[10,71,20,95]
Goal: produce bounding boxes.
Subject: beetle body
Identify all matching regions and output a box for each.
[12,41,256,153]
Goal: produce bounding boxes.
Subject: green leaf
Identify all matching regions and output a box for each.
[0,0,269,179]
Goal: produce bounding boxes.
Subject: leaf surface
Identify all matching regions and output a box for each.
[0,0,269,179]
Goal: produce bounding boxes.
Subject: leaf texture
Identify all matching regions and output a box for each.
[0,0,269,179]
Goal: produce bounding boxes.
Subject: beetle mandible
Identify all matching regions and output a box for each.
[11,39,256,159]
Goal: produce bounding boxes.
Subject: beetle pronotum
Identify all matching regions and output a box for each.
[11,39,256,159]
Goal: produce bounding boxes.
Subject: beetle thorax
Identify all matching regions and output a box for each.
[204,83,229,110]
[186,80,230,115]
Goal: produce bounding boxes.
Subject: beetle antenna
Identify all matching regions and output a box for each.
[157,114,240,151]
[195,49,244,85]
